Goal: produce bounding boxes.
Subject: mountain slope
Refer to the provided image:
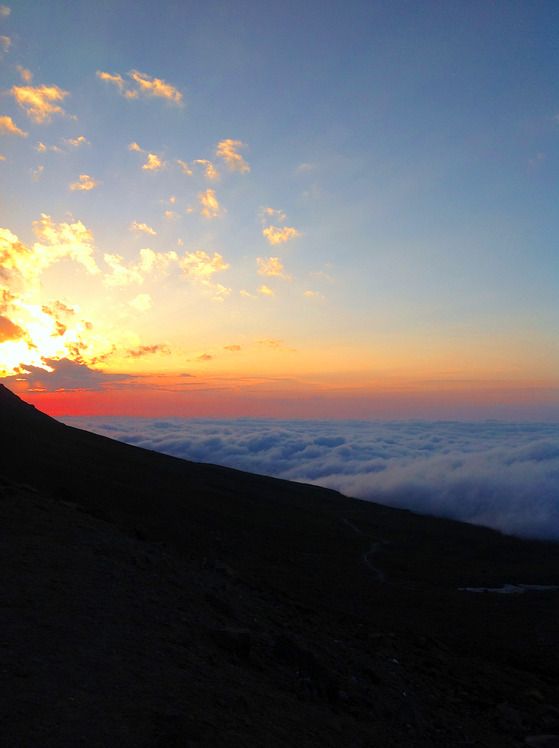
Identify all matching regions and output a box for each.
[2,384,559,746]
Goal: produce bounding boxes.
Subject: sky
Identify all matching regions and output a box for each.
[61,416,559,541]
[1,0,558,419]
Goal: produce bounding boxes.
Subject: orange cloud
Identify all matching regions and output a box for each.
[0,115,28,137]
[257,256,292,279]
[193,159,219,180]
[197,188,223,219]
[142,153,165,171]
[97,69,183,105]
[128,70,183,105]
[130,220,156,235]
[11,84,72,123]
[128,141,143,152]
[216,139,249,173]
[0,6,10,17]
[224,344,241,352]
[70,174,99,191]
[64,135,90,148]
[177,159,192,174]
[179,250,229,281]
[16,65,32,83]
[0,314,24,343]
[257,285,274,297]
[263,226,301,245]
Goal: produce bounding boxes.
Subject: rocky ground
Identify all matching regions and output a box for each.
[2,384,559,746]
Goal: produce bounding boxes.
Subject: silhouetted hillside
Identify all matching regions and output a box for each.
[2,383,559,746]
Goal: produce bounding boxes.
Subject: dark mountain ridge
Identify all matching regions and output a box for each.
[2,383,559,746]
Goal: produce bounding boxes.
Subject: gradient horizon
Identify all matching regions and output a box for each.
[1,1,557,421]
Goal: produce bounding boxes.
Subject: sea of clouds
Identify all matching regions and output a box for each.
[60,417,559,541]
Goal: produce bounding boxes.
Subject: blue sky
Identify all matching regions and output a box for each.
[1,0,557,419]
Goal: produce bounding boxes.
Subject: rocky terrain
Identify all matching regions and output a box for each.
[2,383,559,746]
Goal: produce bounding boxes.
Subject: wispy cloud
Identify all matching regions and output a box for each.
[103,248,178,287]
[130,220,156,235]
[64,135,90,148]
[257,284,274,296]
[11,84,72,124]
[97,69,183,105]
[128,141,143,152]
[128,69,183,105]
[193,159,219,180]
[0,33,10,57]
[0,115,27,137]
[0,6,10,17]
[216,139,249,173]
[70,174,99,191]
[257,256,292,279]
[129,293,152,311]
[16,65,32,83]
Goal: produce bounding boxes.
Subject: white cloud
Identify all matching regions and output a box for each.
[58,418,559,541]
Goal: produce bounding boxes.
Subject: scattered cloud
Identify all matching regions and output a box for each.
[61,418,559,541]
[70,174,99,191]
[130,220,156,235]
[142,153,165,171]
[257,256,292,280]
[261,207,287,222]
[263,226,301,245]
[216,139,249,173]
[97,69,183,105]
[0,6,10,17]
[304,290,325,300]
[261,207,300,245]
[128,141,143,152]
[103,248,178,287]
[179,250,229,281]
[16,65,32,83]
[0,33,10,57]
[128,69,183,105]
[177,159,192,175]
[257,285,274,297]
[197,353,213,361]
[11,84,72,124]
[126,343,170,358]
[31,165,43,182]
[212,283,232,303]
[129,293,152,311]
[197,188,223,219]
[224,344,241,352]
[193,159,219,180]
[0,115,28,137]
[64,135,90,148]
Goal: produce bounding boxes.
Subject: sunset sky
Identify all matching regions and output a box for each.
[1,0,557,419]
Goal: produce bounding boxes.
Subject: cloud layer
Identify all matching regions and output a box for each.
[59,417,559,541]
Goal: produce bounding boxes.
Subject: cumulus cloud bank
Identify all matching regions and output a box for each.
[59,417,559,541]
